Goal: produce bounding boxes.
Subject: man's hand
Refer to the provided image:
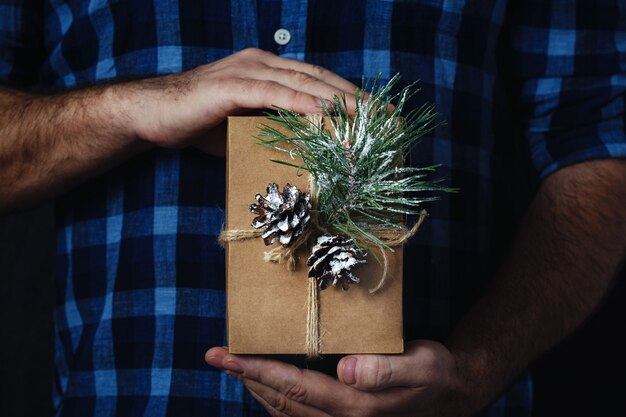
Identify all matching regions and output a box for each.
[0,48,357,213]
[127,48,358,150]
[205,341,477,417]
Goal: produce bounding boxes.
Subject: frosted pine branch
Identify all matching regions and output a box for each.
[258,74,455,250]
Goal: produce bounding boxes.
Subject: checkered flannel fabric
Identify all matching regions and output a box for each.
[1,0,624,416]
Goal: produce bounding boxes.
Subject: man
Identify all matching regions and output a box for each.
[1,1,625,416]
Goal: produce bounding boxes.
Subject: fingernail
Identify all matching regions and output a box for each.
[205,354,220,368]
[223,359,244,374]
[342,357,357,385]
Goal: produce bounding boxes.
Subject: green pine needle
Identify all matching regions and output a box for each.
[258,73,456,249]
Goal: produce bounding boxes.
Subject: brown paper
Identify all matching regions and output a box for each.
[225,116,404,354]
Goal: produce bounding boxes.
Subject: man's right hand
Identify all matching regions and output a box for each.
[0,48,357,213]
[127,48,358,149]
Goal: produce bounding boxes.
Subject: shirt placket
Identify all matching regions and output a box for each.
[276,0,308,61]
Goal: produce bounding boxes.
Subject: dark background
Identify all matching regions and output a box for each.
[0,206,55,417]
[1,208,624,417]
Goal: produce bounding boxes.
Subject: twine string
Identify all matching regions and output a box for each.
[305,277,321,357]
[218,229,262,244]
[367,209,428,294]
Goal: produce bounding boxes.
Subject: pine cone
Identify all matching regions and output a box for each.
[307,235,367,291]
[250,183,312,246]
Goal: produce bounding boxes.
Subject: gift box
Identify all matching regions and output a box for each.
[224,116,404,355]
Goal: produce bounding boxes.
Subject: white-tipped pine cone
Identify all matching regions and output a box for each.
[307,235,367,291]
[249,183,311,246]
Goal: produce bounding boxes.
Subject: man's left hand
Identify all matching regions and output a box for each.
[205,340,477,417]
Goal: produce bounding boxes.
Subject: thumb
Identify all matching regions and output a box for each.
[337,340,451,391]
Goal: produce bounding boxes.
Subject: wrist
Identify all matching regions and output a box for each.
[104,82,154,146]
[116,73,195,147]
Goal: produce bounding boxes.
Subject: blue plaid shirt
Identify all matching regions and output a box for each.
[2,1,625,416]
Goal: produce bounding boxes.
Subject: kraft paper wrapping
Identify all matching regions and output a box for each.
[225,116,404,354]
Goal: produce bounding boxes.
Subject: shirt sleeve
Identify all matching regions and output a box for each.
[0,0,45,87]
[510,0,626,180]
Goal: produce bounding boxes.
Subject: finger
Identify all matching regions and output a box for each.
[208,348,420,416]
[209,350,330,416]
[244,378,333,417]
[242,66,358,112]
[247,389,290,417]
[232,77,359,115]
[259,52,358,94]
[205,347,230,369]
[337,340,455,391]
[245,373,419,417]
[222,78,331,115]
[207,350,368,415]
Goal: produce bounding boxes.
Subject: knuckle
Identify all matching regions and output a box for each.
[239,47,274,60]
[234,48,259,64]
[284,377,307,402]
[260,79,280,93]
[373,356,393,387]
[311,64,327,78]
[292,70,318,84]
[258,80,284,103]
[239,47,260,57]
[272,393,290,413]
[280,68,299,77]
[356,356,393,389]
[261,388,281,409]
[292,90,315,107]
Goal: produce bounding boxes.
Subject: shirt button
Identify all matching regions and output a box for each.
[274,28,291,46]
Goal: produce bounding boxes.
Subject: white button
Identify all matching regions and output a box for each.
[274,28,291,46]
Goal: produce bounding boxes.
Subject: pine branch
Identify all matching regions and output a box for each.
[258,73,456,248]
